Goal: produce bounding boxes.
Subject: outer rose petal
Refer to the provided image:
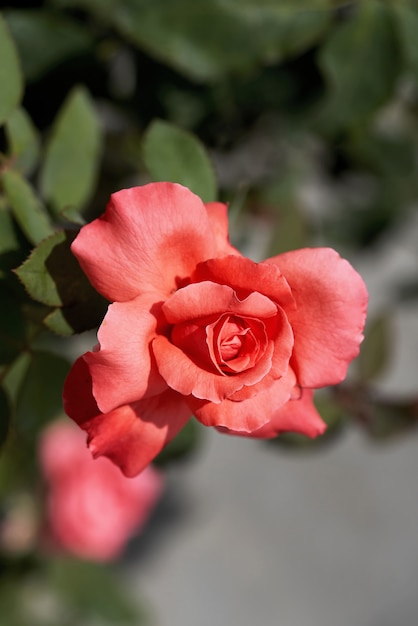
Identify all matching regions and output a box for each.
[205,202,241,257]
[188,368,297,432]
[192,255,296,311]
[63,357,191,476]
[84,294,167,414]
[267,248,368,388]
[72,183,219,302]
[63,356,99,425]
[85,393,191,477]
[219,389,326,439]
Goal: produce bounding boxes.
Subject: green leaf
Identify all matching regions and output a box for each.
[4,107,40,176]
[15,350,70,434]
[16,230,108,333]
[0,206,29,279]
[15,231,71,307]
[39,86,102,215]
[50,0,329,81]
[49,557,144,625]
[4,9,92,82]
[318,1,401,132]
[1,169,54,245]
[0,13,23,125]
[357,312,392,382]
[0,386,11,450]
[276,6,330,60]
[143,120,217,201]
[60,205,86,225]
[0,286,26,364]
[116,0,330,81]
[43,308,76,336]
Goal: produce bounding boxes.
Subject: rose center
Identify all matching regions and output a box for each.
[170,313,269,377]
[218,321,247,361]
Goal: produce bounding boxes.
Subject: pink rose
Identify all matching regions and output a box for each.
[63,183,367,476]
[39,420,164,561]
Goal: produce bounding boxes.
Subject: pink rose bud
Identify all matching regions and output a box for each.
[63,182,368,476]
[39,420,164,561]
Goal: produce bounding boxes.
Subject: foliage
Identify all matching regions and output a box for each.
[1,0,418,622]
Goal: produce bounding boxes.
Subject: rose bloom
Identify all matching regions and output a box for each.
[39,420,164,561]
[63,182,368,477]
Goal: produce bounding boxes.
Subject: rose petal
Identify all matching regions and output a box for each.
[163,283,288,381]
[154,291,294,403]
[72,183,218,302]
[263,311,294,379]
[84,294,167,414]
[171,322,213,372]
[153,335,275,403]
[162,281,278,324]
[267,248,368,387]
[63,356,191,476]
[63,356,100,425]
[188,368,297,432]
[212,316,262,373]
[227,389,326,439]
[192,255,296,310]
[84,391,191,477]
[205,202,241,257]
